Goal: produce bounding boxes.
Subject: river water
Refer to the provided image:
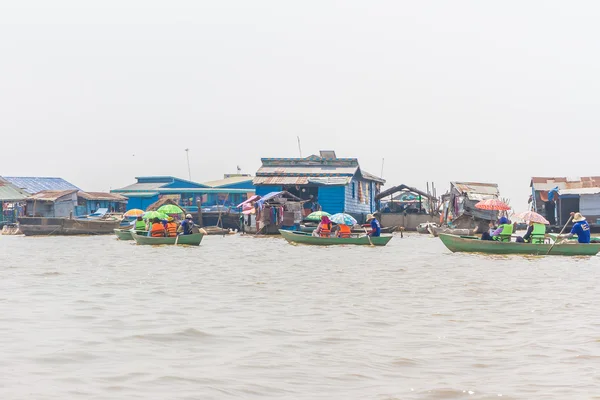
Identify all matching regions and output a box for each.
[1,233,599,399]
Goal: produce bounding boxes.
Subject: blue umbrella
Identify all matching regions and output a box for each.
[329,213,357,226]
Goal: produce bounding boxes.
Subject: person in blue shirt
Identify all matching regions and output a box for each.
[366,214,381,237]
[562,212,591,243]
[178,214,195,235]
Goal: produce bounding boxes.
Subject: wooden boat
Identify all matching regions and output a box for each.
[279,229,393,246]
[18,217,120,236]
[439,233,600,256]
[432,226,477,237]
[114,228,147,240]
[416,222,438,234]
[547,233,600,242]
[131,232,204,246]
[353,224,398,234]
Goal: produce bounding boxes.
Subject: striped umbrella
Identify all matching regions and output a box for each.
[474,199,511,211]
[514,211,550,225]
[329,213,358,226]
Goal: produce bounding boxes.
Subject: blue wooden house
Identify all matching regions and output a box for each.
[112,176,255,211]
[253,151,385,222]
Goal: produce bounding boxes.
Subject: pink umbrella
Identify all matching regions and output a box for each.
[515,211,550,225]
[475,199,511,211]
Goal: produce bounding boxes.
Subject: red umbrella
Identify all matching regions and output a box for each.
[474,199,511,211]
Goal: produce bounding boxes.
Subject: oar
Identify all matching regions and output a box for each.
[175,233,180,246]
[546,216,572,255]
[363,227,374,246]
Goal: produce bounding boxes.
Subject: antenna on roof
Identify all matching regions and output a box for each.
[380,158,385,178]
[237,165,241,174]
[297,136,303,158]
[185,148,192,181]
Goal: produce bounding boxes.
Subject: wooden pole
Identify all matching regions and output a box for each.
[196,200,203,227]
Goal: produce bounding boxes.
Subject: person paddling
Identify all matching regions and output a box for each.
[179,214,195,235]
[560,212,590,243]
[366,214,381,237]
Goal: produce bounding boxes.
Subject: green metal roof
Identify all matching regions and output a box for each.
[0,179,29,201]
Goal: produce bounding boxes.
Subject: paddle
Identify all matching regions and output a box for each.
[363,227,374,246]
[546,216,572,255]
[175,233,180,246]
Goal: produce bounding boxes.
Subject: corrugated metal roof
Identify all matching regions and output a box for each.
[27,190,78,202]
[203,176,254,188]
[113,182,168,191]
[120,192,159,198]
[78,192,128,201]
[256,165,358,176]
[0,178,29,201]
[307,176,352,185]
[531,176,600,191]
[3,177,80,194]
[360,170,386,184]
[452,182,499,195]
[559,188,600,195]
[253,176,310,185]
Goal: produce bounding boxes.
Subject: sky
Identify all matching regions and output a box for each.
[1,1,599,210]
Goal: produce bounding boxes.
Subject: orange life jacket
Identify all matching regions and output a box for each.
[320,223,331,237]
[166,222,178,237]
[338,224,351,238]
[150,222,166,237]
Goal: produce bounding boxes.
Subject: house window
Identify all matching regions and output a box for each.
[352,182,356,199]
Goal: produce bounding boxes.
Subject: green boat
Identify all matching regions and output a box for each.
[439,233,600,256]
[114,228,147,240]
[131,232,204,246]
[279,229,393,246]
[547,233,600,242]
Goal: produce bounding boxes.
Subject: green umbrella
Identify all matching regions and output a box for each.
[143,211,168,220]
[157,204,185,216]
[305,211,331,222]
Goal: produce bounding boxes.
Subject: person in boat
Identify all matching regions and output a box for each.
[366,214,381,237]
[481,217,512,241]
[179,214,195,235]
[337,224,352,238]
[133,216,146,231]
[149,217,166,237]
[560,212,591,244]
[313,215,332,237]
[165,216,178,238]
[522,221,546,244]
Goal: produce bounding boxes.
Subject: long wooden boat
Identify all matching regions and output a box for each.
[279,229,393,246]
[114,228,148,240]
[131,232,204,246]
[547,233,600,242]
[18,217,120,236]
[432,226,477,237]
[439,233,600,256]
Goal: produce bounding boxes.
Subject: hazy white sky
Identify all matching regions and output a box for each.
[1,1,599,209]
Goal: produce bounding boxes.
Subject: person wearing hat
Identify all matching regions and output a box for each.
[366,214,381,237]
[562,212,590,243]
[165,216,178,237]
[179,213,195,235]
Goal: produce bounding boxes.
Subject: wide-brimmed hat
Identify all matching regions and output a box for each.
[185,214,193,219]
[366,214,376,221]
[573,212,586,222]
[167,216,174,222]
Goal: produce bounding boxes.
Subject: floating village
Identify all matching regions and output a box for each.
[2,150,600,256]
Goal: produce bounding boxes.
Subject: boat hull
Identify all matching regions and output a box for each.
[439,234,600,256]
[18,217,120,236]
[279,229,393,246]
[114,229,147,240]
[131,232,204,246]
